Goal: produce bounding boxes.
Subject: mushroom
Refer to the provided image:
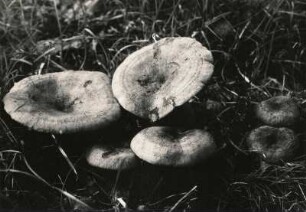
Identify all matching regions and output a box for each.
[130,126,217,166]
[86,145,139,170]
[112,37,214,122]
[255,96,300,127]
[246,125,298,163]
[3,71,120,134]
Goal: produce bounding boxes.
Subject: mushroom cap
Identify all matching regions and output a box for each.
[246,125,298,163]
[86,145,139,170]
[255,96,300,126]
[130,126,217,166]
[3,71,121,134]
[112,37,214,121]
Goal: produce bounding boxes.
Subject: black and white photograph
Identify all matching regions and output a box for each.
[1,0,306,211]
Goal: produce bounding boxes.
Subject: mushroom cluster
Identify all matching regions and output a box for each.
[247,96,300,163]
[3,37,216,171]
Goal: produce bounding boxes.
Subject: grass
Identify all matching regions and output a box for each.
[1,0,306,211]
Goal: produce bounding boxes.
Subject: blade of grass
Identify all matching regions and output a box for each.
[22,155,91,209]
[51,134,78,177]
[168,185,197,212]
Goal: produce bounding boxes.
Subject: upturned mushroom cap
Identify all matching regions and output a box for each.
[3,71,120,134]
[255,96,300,126]
[246,125,298,163]
[86,145,139,170]
[112,37,214,121]
[130,126,217,166]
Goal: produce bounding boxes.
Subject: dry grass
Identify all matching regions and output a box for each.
[1,0,306,211]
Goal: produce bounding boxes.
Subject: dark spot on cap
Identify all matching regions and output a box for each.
[153,42,161,60]
[28,79,76,113]
[264,133,278,148]
[266,100,282,111]
[83,80,93,88]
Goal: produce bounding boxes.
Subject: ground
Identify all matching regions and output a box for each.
[1,0,306,211]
